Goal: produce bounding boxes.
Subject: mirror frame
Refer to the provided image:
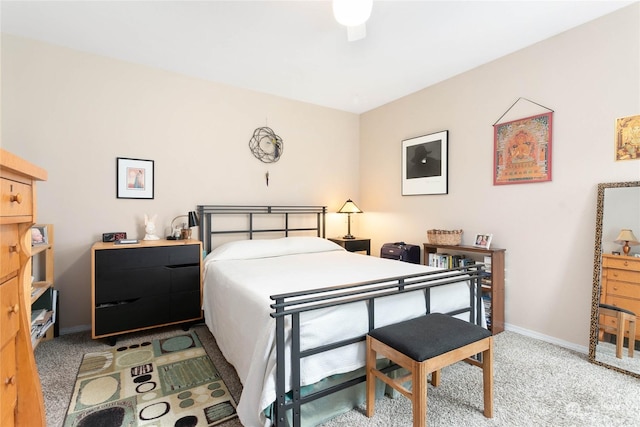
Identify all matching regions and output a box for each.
[589,180,640,377]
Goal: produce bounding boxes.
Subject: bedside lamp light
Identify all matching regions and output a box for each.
[170,211,199,240]
[338,199,362,240]
[615,229,639,256]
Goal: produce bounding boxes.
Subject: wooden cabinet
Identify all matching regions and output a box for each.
[0,149,46,427]
[422,243,506,334]
[600,254,640,341]
[91,239,203,343]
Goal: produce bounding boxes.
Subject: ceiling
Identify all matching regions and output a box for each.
[1,1,635,114]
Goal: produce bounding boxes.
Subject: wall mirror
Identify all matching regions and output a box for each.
[589,181,640,377]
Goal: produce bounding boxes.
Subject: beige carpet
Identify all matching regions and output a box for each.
[36,325,640,426]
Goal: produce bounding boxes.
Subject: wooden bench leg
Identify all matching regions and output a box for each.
[628,316,636,358]
[366,336,376,418]
[413,361,427,427]
[483,339,494,418]
[430,369,441,387]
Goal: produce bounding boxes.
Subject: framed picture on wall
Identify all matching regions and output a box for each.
[402,130,448,195]
[116,157,154,199]
[615,114,640,161]
[493,112,552,185]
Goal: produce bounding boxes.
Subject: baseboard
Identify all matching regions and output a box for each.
[505,323,589,354]
[59,324,91,335]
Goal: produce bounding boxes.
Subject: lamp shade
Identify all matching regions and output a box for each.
[332,0,373,27]
[338,199,363,214]
[615,229,640,246]
[188,211,199,228]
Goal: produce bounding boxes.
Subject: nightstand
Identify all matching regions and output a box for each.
[328,237,371,255]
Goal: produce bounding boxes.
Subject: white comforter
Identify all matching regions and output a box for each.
[202,237,475,427]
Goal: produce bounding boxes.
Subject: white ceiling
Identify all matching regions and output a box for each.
[1,1,635,113]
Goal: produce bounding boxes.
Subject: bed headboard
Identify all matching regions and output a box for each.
[196,205,327,254]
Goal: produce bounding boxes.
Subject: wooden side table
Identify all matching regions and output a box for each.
[328,237,371,255]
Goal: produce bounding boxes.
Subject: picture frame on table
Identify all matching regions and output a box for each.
[473,233,492,249]
[402,130,448,195]
[116,157,154,199]
[31,225,49,246]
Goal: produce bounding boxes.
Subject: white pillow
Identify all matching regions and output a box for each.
[205,236,344,261]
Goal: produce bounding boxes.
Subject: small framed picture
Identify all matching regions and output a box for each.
[117,157,154,199]
[31,225,49,246]
[473,233,492,249]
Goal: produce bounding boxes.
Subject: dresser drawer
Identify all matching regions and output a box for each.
[603,280,640,299]
[602,256,640,271]
[0,277,20,349]
[1,338,17,427]
[94,295,171,336]
[0,178,33,218]
[95,245,199,271]
[604,268,640,284]
[0,225,20,279]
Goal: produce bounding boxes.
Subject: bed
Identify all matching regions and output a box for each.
[197,205,485,427]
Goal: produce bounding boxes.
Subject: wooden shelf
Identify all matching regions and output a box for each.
[422,243,505,334]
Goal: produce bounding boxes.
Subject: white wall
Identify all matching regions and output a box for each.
[1,35,360,330]
[359,4,640,349]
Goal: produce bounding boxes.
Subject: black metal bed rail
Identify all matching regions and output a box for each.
[196,205,327,253]
[269,264,485,427]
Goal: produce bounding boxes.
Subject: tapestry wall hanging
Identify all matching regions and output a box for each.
[615,114,640,161]
[493,112,553,185]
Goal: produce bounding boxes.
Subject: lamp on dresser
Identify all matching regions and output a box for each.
[338,199,362,239]
[615,229,639,256]
[170,210,199,240]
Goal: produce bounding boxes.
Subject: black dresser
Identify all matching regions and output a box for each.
[91,239,202,343]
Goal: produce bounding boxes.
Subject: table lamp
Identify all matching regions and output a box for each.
[338,199,362,239]
[170,211,199,240]
[614,229,639,256]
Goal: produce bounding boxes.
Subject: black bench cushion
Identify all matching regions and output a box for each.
[368,313,491,362]
[600,303,636,316]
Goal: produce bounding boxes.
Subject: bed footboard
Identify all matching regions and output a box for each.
[269,264,485,427]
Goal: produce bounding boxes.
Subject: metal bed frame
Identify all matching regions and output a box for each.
[197,205,326,254]
[196,205,484,427]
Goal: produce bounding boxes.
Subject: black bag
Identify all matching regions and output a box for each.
[380,242,420,264]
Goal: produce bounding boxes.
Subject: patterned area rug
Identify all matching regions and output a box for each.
[63,331,237,427]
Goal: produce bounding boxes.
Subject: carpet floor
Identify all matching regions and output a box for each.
[35,324,640,426]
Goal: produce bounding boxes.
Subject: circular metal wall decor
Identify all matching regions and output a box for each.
[249,127,283,163]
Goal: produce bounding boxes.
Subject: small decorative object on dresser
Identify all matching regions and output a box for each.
[143,213,160,240]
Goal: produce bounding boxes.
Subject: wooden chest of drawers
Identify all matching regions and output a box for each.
[600,254,640,341]
[0,149,47,427]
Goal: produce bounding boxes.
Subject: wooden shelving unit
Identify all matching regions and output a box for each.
[422,243,506,334]
[30,224,57,348]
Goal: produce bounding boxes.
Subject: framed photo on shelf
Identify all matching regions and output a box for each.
[493,112,552,185]
[402,130,448,196]
[31,225,48,246]
[473,233,492,249]
[116,157,154,199]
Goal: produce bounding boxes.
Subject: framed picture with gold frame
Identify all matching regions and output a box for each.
[493,112,552,185]
[615,114,640,161]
